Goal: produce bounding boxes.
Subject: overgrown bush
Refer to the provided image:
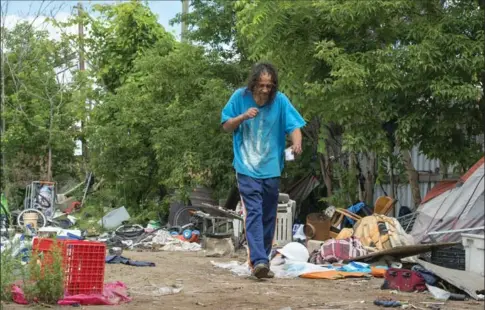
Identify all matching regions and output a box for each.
[24,243,65,304]
[0,239,65,305]
[0,242,21,302]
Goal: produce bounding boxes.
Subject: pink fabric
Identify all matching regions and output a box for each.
[11,285,29,305]
[11,281,131,306]
[309,237,367,264]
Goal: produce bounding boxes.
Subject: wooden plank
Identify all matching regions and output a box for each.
[199,203,243,221]
[347,242,459,263]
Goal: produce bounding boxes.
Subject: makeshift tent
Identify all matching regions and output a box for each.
[411,157,484,244]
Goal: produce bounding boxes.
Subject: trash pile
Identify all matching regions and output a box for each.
[0,178,201,307]
[216,174,485,307]
[98,226,202,252]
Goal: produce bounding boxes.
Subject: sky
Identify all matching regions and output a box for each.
[3,0,183,40]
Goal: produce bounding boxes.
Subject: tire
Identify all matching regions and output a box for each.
[17,209,47,229]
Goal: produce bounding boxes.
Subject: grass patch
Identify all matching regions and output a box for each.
[0,241,21,302]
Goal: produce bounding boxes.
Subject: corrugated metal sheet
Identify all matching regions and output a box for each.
[373,181,436,214]
[371,146,450,214]
[409,146,441,173]
[357,145,451,174]
[363,141,483,215]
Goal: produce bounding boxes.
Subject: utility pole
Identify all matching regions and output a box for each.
[78,2,85,72]
[78,2,88,170]
[480,0,485,149]
[0,3,6,191]
[181,0,189,42]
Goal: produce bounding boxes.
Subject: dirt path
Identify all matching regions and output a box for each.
[3,250,484,310]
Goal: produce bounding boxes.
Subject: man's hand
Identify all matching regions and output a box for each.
[222,108,259,132]
[291,143,302,155]
[243,108,259,120]
[290,128,303,155]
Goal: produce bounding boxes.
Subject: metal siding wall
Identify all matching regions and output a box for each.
[372,146,442,214]
[410,146,441,173]
[361,142,483,214]
[373,181,436,213]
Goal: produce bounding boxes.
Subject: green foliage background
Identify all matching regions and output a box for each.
[1,0,483,221]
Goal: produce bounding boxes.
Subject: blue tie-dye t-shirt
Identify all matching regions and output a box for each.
[221,87,306,179]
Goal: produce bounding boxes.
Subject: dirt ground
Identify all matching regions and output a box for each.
[3,250,484,310]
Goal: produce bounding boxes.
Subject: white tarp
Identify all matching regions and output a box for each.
[411,158,484,244]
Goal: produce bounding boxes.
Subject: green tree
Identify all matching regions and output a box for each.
[171,0,247,60]
[235,0,484,207]
[2,23,79,205]
[56,0,173,94]
[89,41,240,212]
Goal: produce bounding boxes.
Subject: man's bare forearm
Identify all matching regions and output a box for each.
[222,114,246,132]
[290,128,302,146]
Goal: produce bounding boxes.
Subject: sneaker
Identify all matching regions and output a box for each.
[252,263,270,279]
[266,270,275,278]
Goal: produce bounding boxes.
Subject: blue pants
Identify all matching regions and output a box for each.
[237,173,280,267]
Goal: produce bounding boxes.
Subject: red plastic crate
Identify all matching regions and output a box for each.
[32,238,106,296]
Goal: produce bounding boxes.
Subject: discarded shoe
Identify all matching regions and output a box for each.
[373,297,401,307]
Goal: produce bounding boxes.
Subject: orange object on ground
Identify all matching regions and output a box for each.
[371,266,387,278]
[300,270,369,280]
[175,234,199,243]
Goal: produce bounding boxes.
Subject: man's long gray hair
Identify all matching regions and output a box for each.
[244,62,279,104]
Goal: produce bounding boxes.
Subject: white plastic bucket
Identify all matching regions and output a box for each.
[23,212,39,229]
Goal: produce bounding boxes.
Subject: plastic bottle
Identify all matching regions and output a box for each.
[11,234,25,258]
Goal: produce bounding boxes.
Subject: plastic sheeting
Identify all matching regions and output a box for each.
[12,281,131,306]
[411,158,484,243]
[211,259,376,279]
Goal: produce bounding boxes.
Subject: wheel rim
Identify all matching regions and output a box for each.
[17,209,47,228]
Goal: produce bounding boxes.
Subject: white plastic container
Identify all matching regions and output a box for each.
[98,206,130,230]
[274,201,294,246]
[461,233,484,275]
[233,196,296,247]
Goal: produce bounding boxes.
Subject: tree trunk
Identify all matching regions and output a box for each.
[349,153,364,202]
[440,161,449,179]
[401,149,421,208]
[47,147,52,181]
[47,98,54,181]
[388,155,395,200]
[1,38,5,191]
[364,152,376,206]
[319,153,333,196]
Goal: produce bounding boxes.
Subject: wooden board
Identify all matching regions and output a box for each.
[346,242,460,263]
[198,203,243,221]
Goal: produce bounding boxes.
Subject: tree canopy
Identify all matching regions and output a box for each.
[1,0,483,220]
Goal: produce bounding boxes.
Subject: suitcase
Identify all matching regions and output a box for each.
[383,268,427,292]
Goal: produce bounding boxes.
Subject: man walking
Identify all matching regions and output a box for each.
[221,62,306,279]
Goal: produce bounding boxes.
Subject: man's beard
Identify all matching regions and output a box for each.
[257,92,269,100]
